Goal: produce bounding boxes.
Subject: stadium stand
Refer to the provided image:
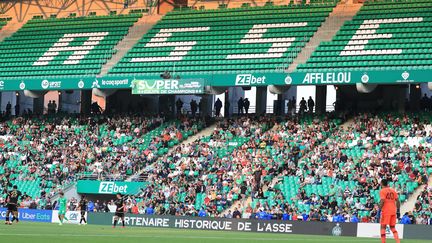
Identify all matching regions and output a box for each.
[108,3,336,76]
[297,0,432,71]
[412,186,431,224]
[0,17,10,31]
[0,14,142,78]
[138,115,340,216]
[139,116,274,215]
[243,113,432,222]
[0,115,204,199]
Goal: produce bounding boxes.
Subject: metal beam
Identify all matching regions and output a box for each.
[0,1,17,15]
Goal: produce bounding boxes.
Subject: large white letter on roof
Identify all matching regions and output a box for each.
[340,18,423,56]
[33,32,109,66]
[226,22,307,59]
[130,27,210,62]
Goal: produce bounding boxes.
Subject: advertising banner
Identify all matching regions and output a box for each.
[131,79,204,94]
[0,69,431,91]
[77,180,146,195]
[403,224,432,240]
[88,213,357,236]
[357,223,404,239]
[0,207,52,223]
[52,210,85,224]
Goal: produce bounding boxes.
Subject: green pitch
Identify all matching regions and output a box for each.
[0,222,429,243]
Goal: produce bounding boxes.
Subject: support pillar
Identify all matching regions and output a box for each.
[315,86,327,114]
[397,85,407,113]
[256,86,267,115]
[224,90,230,117]
[33,97,44,115]
[199,95,212,117]
[273,94,284,115]
[409,84,421,111]
[80,90,92,115]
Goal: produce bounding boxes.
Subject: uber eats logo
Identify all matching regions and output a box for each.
[99,182,128,194]
[235,74,266,86]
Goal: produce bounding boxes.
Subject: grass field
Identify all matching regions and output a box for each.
[0,222,428,243]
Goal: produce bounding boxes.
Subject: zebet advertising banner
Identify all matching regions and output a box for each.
[77,180,146,195]
[0,207,52,223]
[88,213,357,236]
[131,79,204,94]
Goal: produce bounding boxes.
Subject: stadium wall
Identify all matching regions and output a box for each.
[85,212,430,240]
[1,209,431,240]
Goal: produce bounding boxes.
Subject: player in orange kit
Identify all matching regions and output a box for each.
[379,179,401,243]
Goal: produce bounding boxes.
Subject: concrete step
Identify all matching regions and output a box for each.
[99,14,163,76]
[126,123,217,182]
[401,175,432,214]
[287,3,363,72]
[0,21,25,42]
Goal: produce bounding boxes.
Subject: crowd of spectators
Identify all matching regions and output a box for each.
[137,115,339,217]
[1,112,431,225]
[234,114,432,224]
[0,114,204,206]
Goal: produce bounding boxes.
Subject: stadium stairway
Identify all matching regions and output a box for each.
[0,20,25,42]
[220,120,286,215]
[287,2,362,72]
[99,13,163,76]
[400,174,432,214]
[126,122,217,182]
[221,116,349,216]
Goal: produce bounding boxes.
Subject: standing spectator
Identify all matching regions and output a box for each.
[14,103,20,116]
[307,96,315,113]
[244,98,250,114]
[176,98,183,115]
[198,99,203,115]
[299,97,307,114]
[214,98,222,117]
[190,99,198,116]
[5,102,11,117]
[52,100,57,113]
[237,97,244,115]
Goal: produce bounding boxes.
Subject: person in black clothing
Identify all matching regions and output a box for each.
[5,102,11,117]
[176,98,183,115]
[113,193,125,228]
[190,100,198,116]
[79,196,88,225]
[5,185,21,225]
[14,103,20,117]
[307,96,315,114]
[299,97,307,114]
[214,98,223,117]
[243,98,250,114]
[232,207,241,219]
[237,97,244,115]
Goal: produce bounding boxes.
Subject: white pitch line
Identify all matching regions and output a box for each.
[0,233,377,242]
